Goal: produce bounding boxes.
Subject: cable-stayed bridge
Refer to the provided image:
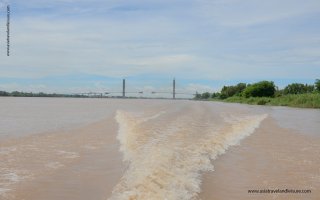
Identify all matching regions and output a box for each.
[72,79,196,99]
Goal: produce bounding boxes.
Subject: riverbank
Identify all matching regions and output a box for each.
[211,93,320,109]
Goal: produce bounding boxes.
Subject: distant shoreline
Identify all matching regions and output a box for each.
[1,89,320,108]
[0,94,191,100]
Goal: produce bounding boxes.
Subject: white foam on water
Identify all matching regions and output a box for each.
[0,147,16,155]
[45,162,64,169]
[56,150,80,159]
[140,111,166,122]
[2,172,21,183]
[0,170,30,186]
[83,145,97,150]
[109,110,267,200]
[0,188,11,197]
[0,169,33,198]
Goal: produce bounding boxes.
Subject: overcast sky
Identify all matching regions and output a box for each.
[0,0,319,97]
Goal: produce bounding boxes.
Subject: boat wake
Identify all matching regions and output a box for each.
[109,106,267,200]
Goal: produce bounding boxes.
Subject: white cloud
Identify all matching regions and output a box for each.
[0,0,319,92]
[197,0,320,27]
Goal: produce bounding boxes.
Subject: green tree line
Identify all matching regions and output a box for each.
[195,79,320,100]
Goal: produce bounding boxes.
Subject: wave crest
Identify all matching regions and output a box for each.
[110,110,267,200]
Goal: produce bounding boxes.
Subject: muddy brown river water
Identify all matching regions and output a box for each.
[0,97,319,200]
